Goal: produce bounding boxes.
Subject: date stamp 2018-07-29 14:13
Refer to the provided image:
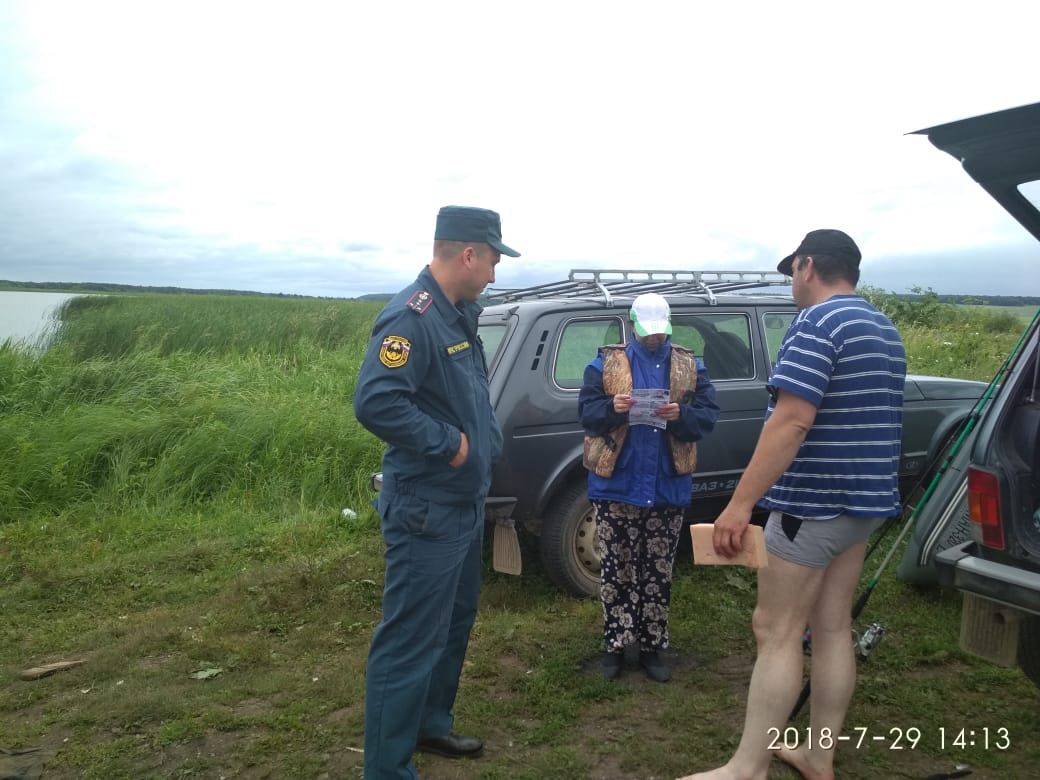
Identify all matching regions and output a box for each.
[766,726,1011,752]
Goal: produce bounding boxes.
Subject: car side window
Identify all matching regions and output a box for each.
[672,313,753,381]
[477,323,508,365]
[553,317,624,390]
[762,311,796,371]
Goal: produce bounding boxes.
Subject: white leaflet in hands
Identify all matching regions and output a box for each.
[628,388,669,428]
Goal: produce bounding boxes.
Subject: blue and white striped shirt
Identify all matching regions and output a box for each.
[759,294,906,519]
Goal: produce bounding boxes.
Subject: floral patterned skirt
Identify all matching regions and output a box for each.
[591,500,685,652]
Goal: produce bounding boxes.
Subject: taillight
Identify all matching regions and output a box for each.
[967,467,1005,550]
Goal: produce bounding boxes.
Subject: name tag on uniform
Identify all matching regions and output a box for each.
[445,340,471,357]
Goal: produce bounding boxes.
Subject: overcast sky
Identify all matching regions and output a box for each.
[1,0,1038,298]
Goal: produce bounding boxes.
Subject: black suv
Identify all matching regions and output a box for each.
[906,102,1040,688]
[447,269,985,597]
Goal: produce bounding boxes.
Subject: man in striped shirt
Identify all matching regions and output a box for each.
[680,229,906,780]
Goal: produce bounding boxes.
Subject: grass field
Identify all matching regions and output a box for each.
[960,304,1037,328]
[1,293,1037,779]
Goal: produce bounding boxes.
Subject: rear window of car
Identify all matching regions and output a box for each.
[553,317,625,389]
[672,313,753,380]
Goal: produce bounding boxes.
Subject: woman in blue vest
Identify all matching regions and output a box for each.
[579,292,719,681]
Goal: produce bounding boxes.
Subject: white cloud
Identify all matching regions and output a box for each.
[1,0,1038,296]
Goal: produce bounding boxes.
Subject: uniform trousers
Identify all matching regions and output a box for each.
[592,500,685,652]
[363,490,484,780]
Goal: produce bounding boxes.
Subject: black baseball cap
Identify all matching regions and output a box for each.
[778,229,860,275]
[434,205,521,257]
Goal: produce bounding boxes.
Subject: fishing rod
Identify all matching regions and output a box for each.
[789,305,1040,720]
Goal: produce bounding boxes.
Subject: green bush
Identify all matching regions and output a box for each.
[860,286,956,329]
[860,287,1026,382]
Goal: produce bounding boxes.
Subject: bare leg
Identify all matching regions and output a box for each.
[776,543,867,780]
[676,554,825,780]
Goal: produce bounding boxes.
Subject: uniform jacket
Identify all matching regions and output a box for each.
[353,266,502,504]
[579,338,719,508]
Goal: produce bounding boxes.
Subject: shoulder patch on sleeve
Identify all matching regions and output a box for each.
[406,290,433,314]
[379,336,412,368]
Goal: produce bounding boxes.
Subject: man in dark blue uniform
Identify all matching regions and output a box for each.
[353,205,520,780]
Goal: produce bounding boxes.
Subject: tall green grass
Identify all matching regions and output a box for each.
[0,295,385,523]
[52,294,382,358]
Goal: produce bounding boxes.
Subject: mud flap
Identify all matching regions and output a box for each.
[492,522,522,576]
[959,593,1023,667]
[487,497,521,576]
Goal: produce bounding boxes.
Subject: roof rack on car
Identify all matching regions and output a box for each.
[487,269,790,306]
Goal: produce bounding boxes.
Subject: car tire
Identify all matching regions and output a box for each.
[1018,615,1040,689]
[539,481,600,598]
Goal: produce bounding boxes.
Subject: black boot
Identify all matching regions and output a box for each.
[639,650,671,682]
[600,650,623,680]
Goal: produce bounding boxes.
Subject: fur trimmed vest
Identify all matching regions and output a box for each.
[583,343,699,478]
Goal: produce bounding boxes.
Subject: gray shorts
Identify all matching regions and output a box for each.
[764,511,887,569]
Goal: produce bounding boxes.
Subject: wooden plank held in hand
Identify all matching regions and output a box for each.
[690,523,768,568]
[20,659,86,681]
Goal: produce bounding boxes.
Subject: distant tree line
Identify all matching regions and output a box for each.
[903,293,1039,307]
[0,279,340,299]
[3,279,1036,307]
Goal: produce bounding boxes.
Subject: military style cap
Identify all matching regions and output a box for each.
[434,205,521,257]
[778,228,861,275]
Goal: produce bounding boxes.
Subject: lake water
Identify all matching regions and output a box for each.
[0,291,78,346]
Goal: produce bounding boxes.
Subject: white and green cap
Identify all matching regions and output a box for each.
[629,292,672,337]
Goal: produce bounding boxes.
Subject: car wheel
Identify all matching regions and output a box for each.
[539,481,601,598]
[1018,615,1040,689]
